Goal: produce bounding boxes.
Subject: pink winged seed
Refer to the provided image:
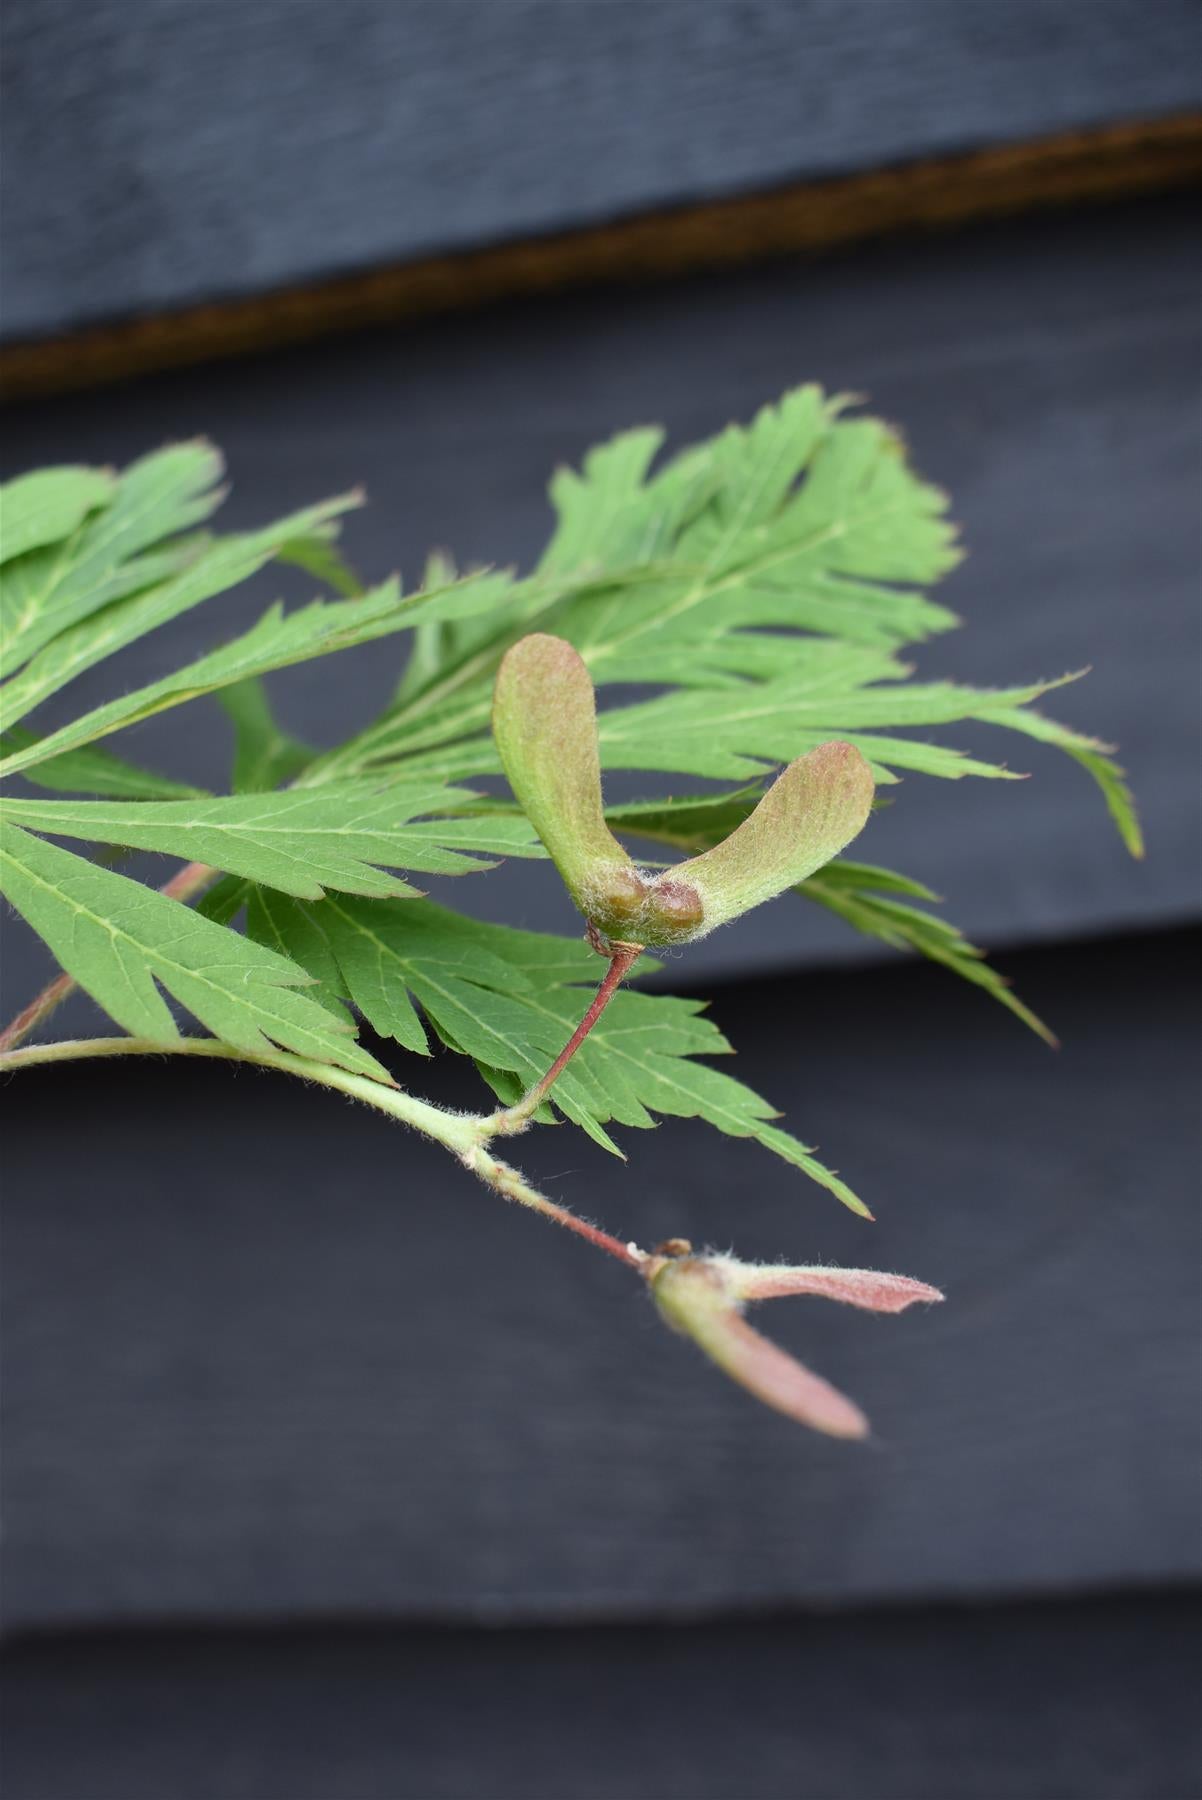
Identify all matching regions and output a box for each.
[651,1254,943,1437]
[712,1310,870,1438]
[721,1263,945,1312]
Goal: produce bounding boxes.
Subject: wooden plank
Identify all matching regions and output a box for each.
[4,931,1197,1629]
[0,196,1194,994]
[3,0,1199,351]
[3,115,1200,401]
[6,1599,1198,1797]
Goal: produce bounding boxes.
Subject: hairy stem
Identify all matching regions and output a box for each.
[0,1033,649,1269]
[484,939,643,1136]
[0,860,216,1054]
[460,1143,646,1266]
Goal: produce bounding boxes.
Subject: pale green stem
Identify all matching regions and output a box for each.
[0,1034,648,1268]
[0,1032,475,1142]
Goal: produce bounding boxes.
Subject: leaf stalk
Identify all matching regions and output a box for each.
[482,938,643,1136]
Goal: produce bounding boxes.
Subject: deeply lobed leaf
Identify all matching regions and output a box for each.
[0,390,1140,1204]
[0,443,226,677]
[0,465,117,566]
[0,497,367,754]
[1,782,544,900]
[243,895,870,1210]
[0,824,391,1078]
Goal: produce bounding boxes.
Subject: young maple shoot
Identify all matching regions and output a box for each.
[0,390,1143,1435]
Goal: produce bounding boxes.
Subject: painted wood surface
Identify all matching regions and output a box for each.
[5,929,1197,1629]
[2,197,1196,1010]
[4,0,1199,340]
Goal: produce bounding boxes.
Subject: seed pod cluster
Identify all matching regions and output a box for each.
[493,633,876,948]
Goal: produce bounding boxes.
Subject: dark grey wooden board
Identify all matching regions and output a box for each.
[5,930,1198,1632]
[3,0,1199,341]
[1,197,1197,1031]
[5,1596,1199,1800]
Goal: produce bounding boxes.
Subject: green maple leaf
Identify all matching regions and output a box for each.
[0,783,544,900]
[0,824,391,1079]
[246,894,871,1212]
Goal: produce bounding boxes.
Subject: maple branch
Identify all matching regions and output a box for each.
[460,1142,646,1267]
[0,1032,649,1270]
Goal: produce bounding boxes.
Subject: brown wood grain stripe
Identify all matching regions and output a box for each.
[3,114,1199,402]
